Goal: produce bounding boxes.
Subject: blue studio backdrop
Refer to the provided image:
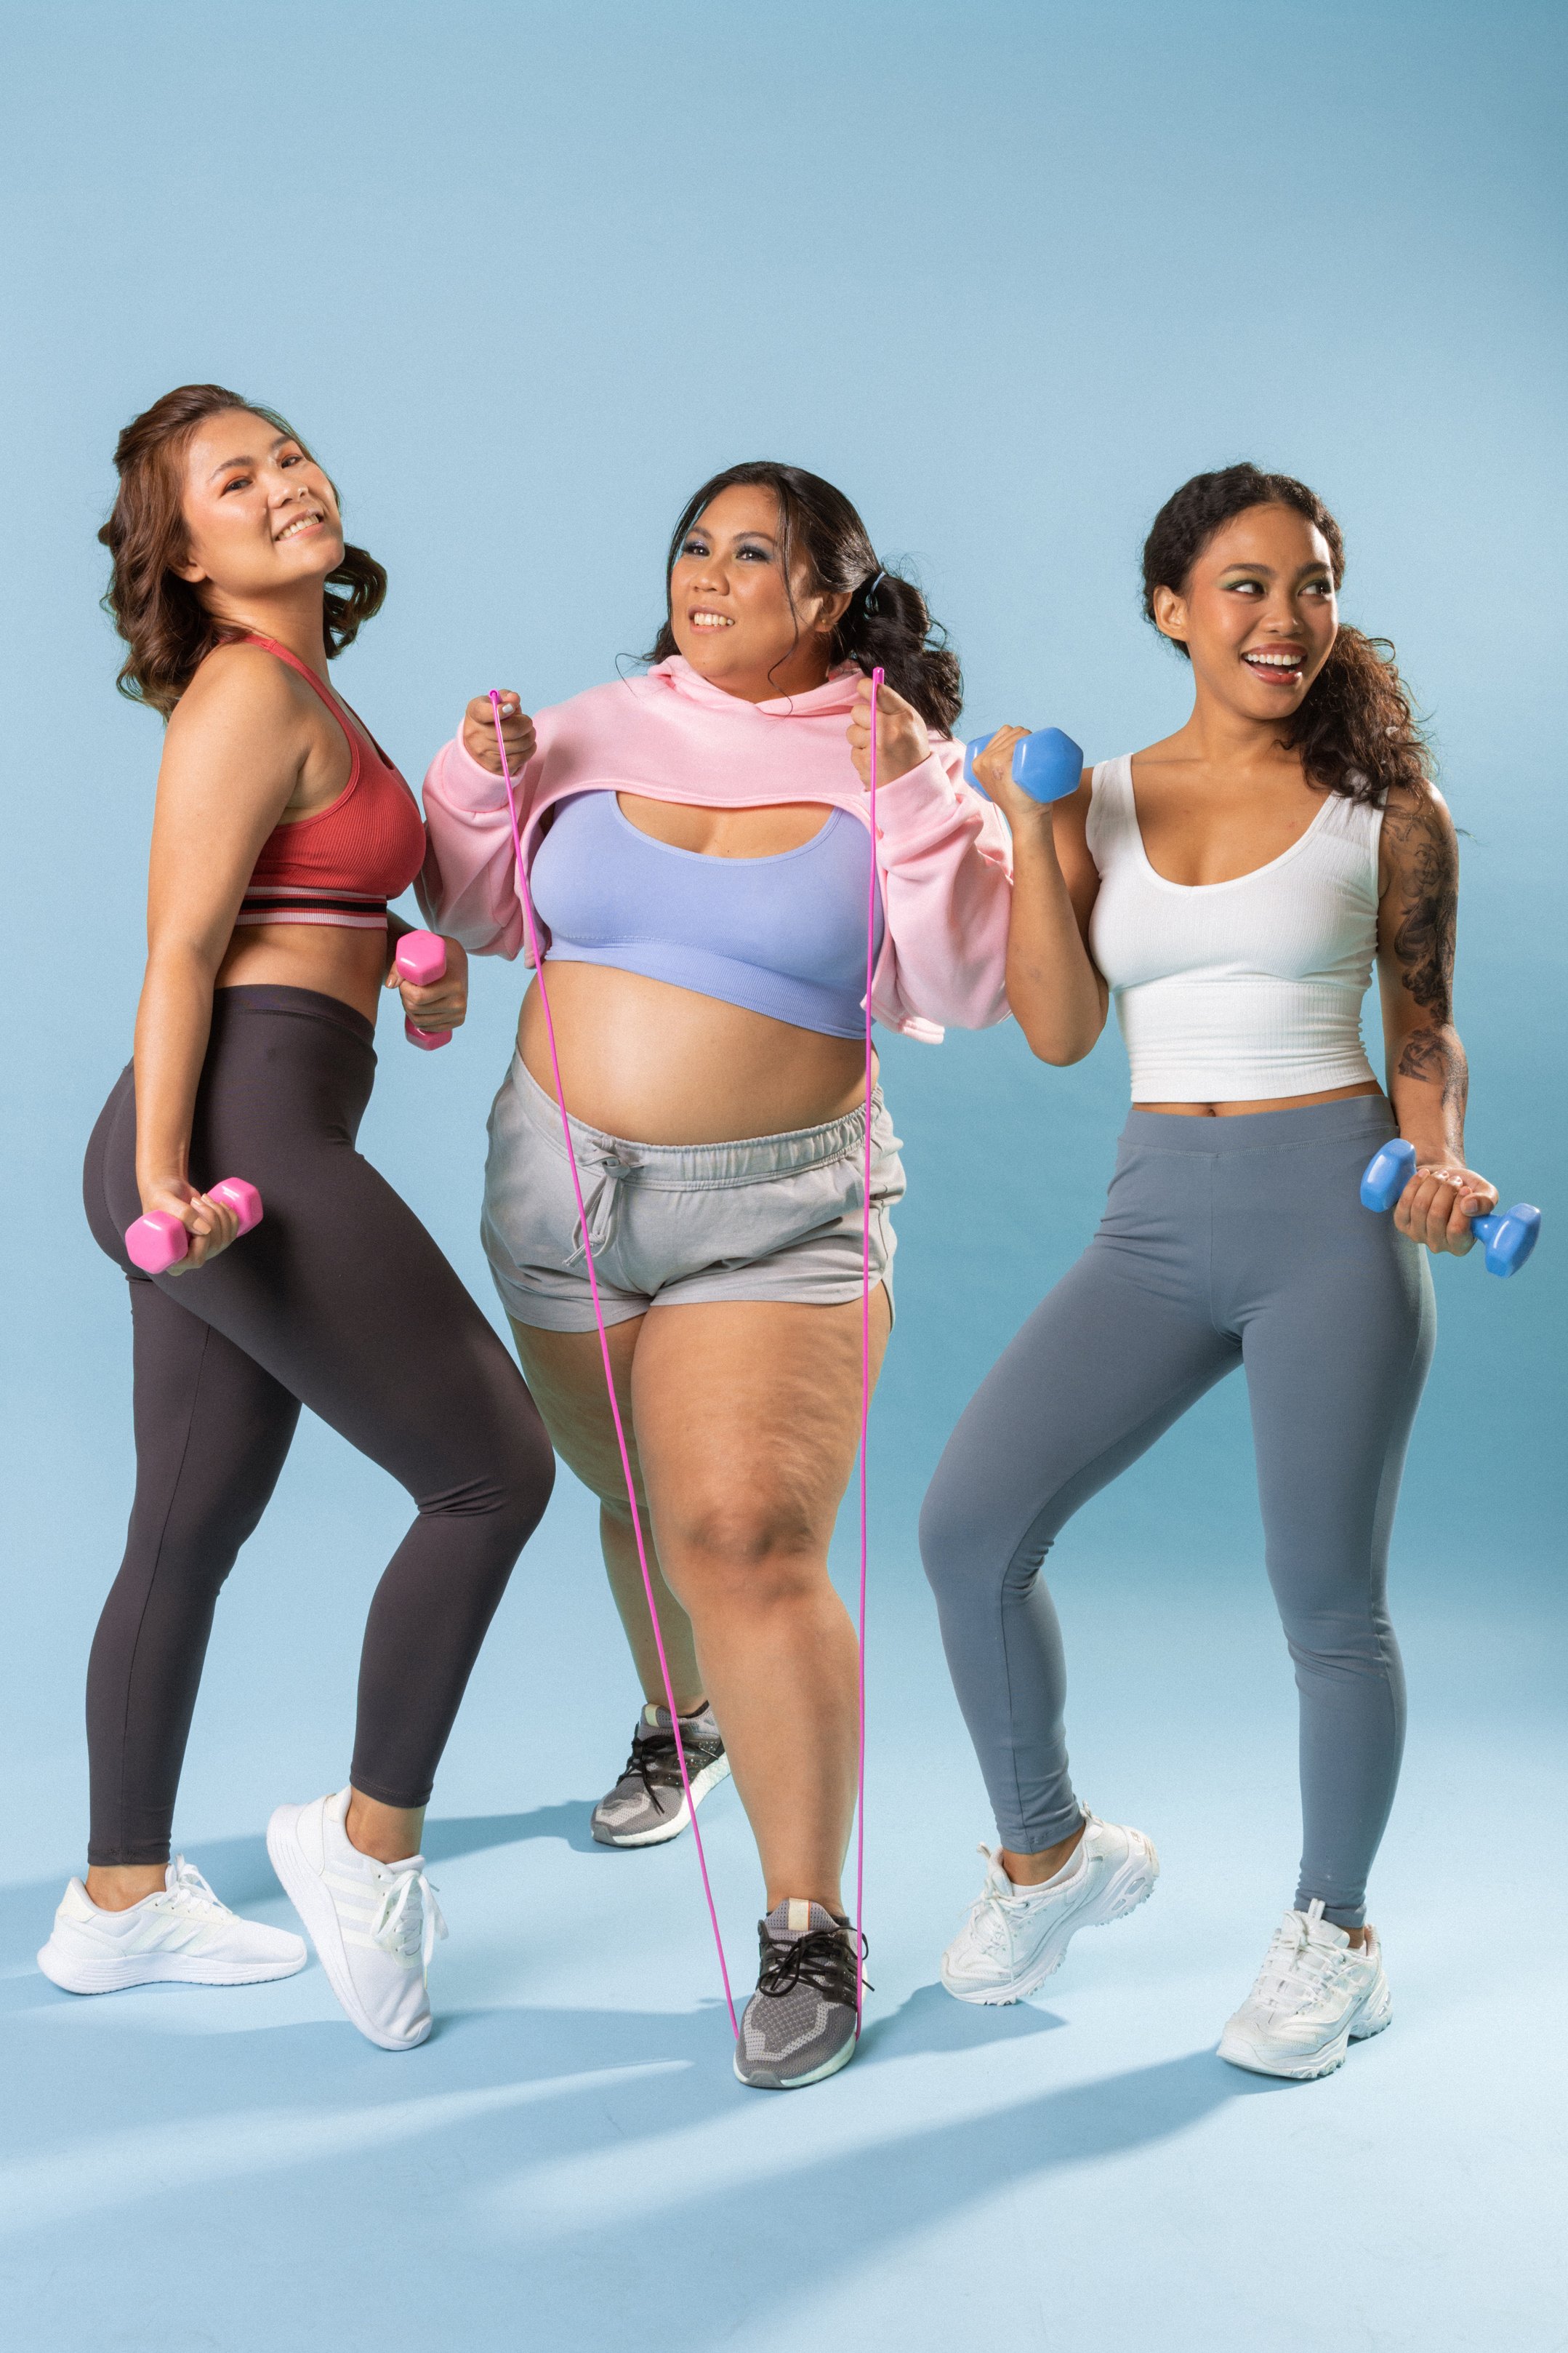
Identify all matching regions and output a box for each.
[1,5,1563,2351]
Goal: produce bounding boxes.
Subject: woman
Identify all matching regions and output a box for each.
[39,385,555,2053]
[419,461,1013,2086]
[920,464,1495,2080]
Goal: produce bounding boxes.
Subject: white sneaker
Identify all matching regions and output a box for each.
[37,1858,306,1994]
[1218,1899,1392,2080]
[266,1788,446,2051]
[940,1809,1159,2005]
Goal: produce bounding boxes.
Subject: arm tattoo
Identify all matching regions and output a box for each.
[1386,801,1458,1019]
[1396,1023,1468,1115]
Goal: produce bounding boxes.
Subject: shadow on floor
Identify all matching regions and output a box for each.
[858,1977,1068,2055]
[2,1973,1286,2240]
[4,1806,1294,2343]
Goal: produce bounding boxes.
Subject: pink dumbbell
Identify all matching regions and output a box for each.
[395,929,451,1050]
[126,1179,264,1275]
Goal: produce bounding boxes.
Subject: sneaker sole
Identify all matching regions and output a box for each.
[591,1753,732,1849]
[733,2027,859,2091]
[940,1832,1161,2006]
[36,1942,305,1995]
[265,1805,430,2053]
[1217,1974,1394,2081]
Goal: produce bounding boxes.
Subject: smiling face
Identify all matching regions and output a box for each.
[1152,502,1338,722]
[174,409,345,617]
[667,483,851,704]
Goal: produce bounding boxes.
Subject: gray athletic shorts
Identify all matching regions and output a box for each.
[481,1052,904,1331]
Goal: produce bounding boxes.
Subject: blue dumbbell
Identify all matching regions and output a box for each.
[1360,1139,1541,1278]
[962,726,1084,804]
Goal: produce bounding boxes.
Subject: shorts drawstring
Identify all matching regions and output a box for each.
[562,1142,640,1271]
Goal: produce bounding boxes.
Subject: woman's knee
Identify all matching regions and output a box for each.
[918,1467,970,1599]
[1273,1584,1399,1687]
[919,1461,1049,1606]
[656,1490,824,1607]
[451,1379,556,1542]
[1268,1547,1394,1662]
[598,1467,652,1531]
[500,1403,556,1539]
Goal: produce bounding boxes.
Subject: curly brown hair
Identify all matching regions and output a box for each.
[1141,463,1431,806]
[643,460,962,733]
[98,383,387,718]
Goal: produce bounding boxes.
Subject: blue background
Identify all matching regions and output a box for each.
[1,4,1563,2348]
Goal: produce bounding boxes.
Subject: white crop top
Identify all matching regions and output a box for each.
[1086,754,1384,1102]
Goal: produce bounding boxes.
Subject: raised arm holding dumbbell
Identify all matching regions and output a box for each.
[965,723,1105,1067]
[919,463,1538,2089]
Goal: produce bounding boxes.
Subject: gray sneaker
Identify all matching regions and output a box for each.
[590,1702,730,1848]
[733,1900,866,2090]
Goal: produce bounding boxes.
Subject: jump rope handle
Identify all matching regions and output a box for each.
[125,1179,263,1275]
[962,725,1084,804]
[395,929,451,1050]
[1360,1139,1542,1278]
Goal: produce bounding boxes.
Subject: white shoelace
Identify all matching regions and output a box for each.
[1248,1917,1356,2017]
[158,1858,230,1917]
[967,1895,1015,1963]
[964,1846,1066,1962]
[371,1866,448,1971]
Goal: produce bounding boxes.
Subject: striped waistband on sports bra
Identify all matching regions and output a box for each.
[235,884,390,931]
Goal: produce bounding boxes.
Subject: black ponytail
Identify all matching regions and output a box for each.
[644,460,962,734]
[1142,462,1432,806]
[832,564,962,734]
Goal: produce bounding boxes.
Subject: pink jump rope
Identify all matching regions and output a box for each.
[486,671,882,2039]
[124,933,454,1270]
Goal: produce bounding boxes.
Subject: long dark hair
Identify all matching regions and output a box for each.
[644,460,962,733]
[1141,463,1431,805]
[99,383,387,718]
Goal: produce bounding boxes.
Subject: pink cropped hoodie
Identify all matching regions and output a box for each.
[417,657,1013,1041]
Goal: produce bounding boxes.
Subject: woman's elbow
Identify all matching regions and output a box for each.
[1026,1033,1095,1068]
[142,932,226,988]
[1014,1003,1104,1065]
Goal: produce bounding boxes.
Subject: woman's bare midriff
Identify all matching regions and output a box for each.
[214,923,389,1022]
[519,961,872,1145]
[1134,1081,1384,1117]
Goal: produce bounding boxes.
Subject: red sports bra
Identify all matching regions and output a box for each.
[235,635,426,931]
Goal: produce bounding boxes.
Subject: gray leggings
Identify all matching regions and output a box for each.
[919,1096,1435,1928]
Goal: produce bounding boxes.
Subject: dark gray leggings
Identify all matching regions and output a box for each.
[920,1096,1435,1928]
[82,985,555,1867]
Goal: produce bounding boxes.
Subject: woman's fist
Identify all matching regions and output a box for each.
[968,726,1086,833]
[135,1179,241,1275]
[1394,1162,1498,1256]
[847,678,930,790]
[462,692,536,777]
[386,934,468,1035]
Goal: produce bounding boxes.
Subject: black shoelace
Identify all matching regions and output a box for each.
[622,1724,724,1799]
[755,1920,872,2006]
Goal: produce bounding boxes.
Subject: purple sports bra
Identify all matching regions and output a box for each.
[528,791,884,1040]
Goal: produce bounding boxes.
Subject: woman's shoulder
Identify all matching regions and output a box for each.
[1082,750,1134,811]
[1377,780,1456,883]
[1380,778,1450,825]
[1075,754,1135,873]
[166,638,310,741]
